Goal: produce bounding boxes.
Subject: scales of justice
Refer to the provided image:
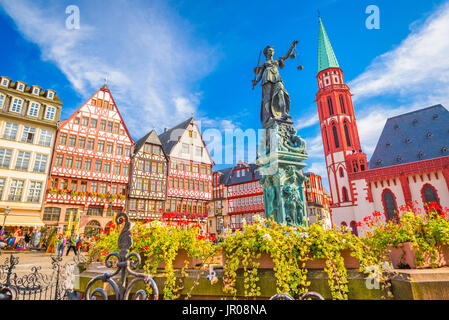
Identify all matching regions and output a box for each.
[252,40,309,227]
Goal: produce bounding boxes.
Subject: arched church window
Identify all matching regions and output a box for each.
[339,167,344,177]
[422,184,439,204]
[332,125,340,148]
[339,95,346,114]
[344,123,351,147]
[327,97,334,115]
[324,127,330,152]
[342,187,349,202]
[382,190,398,222]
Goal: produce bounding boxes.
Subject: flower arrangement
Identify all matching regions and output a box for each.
[87,219,217,300]
[361,201,449,269]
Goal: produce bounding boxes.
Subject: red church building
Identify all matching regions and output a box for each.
[315,17,449,234]
[42,84,134,236]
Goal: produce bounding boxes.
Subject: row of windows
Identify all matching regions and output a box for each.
[128,199,164,212]
[323,95,347,117]
[228,182,260,193]
[50,177,127,195]
[2,121,53,146]
[143,143,162,155]
[73,115,125,136]
[54,153,129,175]
[170,161,211,174]
[181,143,203,156]
[43,207,119,222]
[324,121,352,151]
[165,199,207,214]
[168,177,210,192]
[134,178,165,192]
[229,195,263,207]
[136,159,164,173]
[59,133,131,156]
[0,79,55,99]
[0,178,42,203]
[0,148,48,173]
[230,213,264,228]
[0,94,56,120]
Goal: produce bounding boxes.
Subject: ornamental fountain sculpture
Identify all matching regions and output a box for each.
[253,40,309,227]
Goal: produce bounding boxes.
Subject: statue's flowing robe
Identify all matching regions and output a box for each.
[259,59,291,126]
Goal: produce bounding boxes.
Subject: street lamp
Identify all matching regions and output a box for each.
[1,206,11,234]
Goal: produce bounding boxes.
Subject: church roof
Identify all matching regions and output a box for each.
[158,117,194,155]
[317,17,340,74]
[369,104,449,169]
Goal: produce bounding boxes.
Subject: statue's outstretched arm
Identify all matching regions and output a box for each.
[279,40,299,62]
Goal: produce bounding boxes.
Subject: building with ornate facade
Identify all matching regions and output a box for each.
[0,76,62,233]
[208,162,332,233]
[128,130,168,221]
[315,18,449,234]
[42,85,133,236]
[304,172,332,229]
[159,117,213,224]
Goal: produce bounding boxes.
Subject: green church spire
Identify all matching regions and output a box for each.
[317,17,340,73]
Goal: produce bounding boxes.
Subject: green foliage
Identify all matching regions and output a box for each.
[88,221,217,300]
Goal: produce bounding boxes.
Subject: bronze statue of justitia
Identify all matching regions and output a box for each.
[252,40,299,127]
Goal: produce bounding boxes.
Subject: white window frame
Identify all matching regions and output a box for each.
[38,129,52,147]
[1,79,9,87]
[11,98,23,113]
[47,91,55,99]
[15,151,31,171]
[3,122,18,140]
[27,181,42,203]
[44,106,56,120]
[17,83,25,92]
[8,179,24,201]
[28,102,40,117]
[33,154,48,173]
[32,87,40,95]
[21,126,36,144]
[0,94,5,108]
[0,148,12,169]
[182,143,190,154]
[0,178,5,200]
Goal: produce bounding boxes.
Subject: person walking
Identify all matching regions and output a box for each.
[57,236,66,258]
[66,233,78,256]
[75,235,83,254]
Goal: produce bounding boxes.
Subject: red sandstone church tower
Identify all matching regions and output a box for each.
[315,17,368,210]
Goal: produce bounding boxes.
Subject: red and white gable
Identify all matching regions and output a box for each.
[169,119,214,165]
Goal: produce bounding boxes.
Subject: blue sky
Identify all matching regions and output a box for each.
[1,0,449,190]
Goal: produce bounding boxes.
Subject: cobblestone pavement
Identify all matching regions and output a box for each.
[0,251,87,277]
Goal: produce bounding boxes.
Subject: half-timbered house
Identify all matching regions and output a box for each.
[42,84,134,236]
[128,130,168,220]
[159,117,213,225]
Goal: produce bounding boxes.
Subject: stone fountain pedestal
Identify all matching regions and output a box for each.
[256,118,309,227]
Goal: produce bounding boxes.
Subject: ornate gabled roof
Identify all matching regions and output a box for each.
[317,17,340,74]
[227,162,261,186]
[134,129,163,154]
[369,104,449,169]
[158,117,194,155]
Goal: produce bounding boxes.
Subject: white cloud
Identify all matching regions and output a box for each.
[0,0,218,138]
[350,2,449,103]
[295,113,319,129]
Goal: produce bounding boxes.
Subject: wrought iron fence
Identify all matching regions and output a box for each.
[0,253,81,300]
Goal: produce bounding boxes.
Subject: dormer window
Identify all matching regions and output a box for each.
[1,78,9,87]
[17,83,25,92]
[47,91,55,99]
[32,87,40,96]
